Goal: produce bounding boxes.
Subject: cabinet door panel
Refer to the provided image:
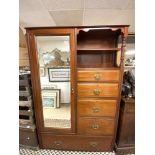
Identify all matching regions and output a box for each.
[26,28,76,133]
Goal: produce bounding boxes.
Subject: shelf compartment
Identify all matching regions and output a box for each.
[77,48,121,51]
[77,67,120,70]
[77,29,120,49]
[77,51,118,68]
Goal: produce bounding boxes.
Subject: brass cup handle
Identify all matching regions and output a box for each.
[92,107,100,113]
[89,142,98,148]
[54,141,63,146]
[93,89,101,95]
[94,73,101,80]
[91,124,99,130]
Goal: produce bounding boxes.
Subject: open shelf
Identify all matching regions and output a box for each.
[77,48,121,51]
[77,67,120,70]
[77,51,118,68]
[77,28,122,69]
[77,29,120,50]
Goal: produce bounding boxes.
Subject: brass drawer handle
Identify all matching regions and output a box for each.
[94,73,101,80]
[26,137,30,140]
[89,142,98,148]
[54,140,63,146]
[91,124,99,129]
[92,107,100,113]
[93,89,101,95]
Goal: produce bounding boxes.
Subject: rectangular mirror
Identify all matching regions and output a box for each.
[36,36,71,128]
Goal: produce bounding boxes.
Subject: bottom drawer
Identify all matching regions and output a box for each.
[40,134,113,151]
[19,128,38,147]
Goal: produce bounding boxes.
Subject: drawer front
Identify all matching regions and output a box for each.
[78,99,117,117]
[41,134,113,151]
[78,70,120,82]
[19,129,38,147]
[78,83,119,97]
[78,118,115,136]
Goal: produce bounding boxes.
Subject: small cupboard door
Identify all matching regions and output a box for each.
[26,28,76,133]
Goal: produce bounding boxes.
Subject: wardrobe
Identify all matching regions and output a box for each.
[26,25,129,151]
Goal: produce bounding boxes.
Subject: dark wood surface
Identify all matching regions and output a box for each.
[40,134,113,151]
[77,51,117,68]
[19,128,38,147]
[77,48,121,51]
[26,26,129,151]
[115,97,135,154]
[77,29,120,49]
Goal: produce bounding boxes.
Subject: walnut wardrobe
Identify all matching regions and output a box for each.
[26,25,129,151]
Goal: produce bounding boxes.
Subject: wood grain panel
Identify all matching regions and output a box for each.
[78,70,120,82]
[78,99,117,117]
[78,117,115,136]
[40,134,113,151]
[78,83,119,97]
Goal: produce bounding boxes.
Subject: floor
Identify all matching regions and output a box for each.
[19,147,135,155]
[19,148,116,155]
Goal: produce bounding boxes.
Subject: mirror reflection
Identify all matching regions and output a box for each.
[36,36,71,128]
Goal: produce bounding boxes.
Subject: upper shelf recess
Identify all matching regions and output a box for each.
[77,48,121,51]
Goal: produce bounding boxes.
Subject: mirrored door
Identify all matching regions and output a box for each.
[36,35,72,129]
[26,28,75,133]
[25,28,76,134]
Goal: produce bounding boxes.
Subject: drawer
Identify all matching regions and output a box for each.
[41,134,113,151]
[19,128,38,147]
[78,83,119,97]
[78,99,117,117]
[78,117,115,136]
[78,70,120,82]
